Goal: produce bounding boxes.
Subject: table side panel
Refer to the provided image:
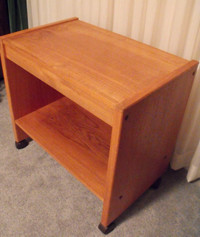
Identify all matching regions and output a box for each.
[101,64,198,226]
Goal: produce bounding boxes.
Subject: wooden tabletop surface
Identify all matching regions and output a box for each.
[2,18,197,112]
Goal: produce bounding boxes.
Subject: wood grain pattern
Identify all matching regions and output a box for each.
[101,64,198,226]
[2,19,196,125]
[1,18,198,229]
[0,42,26,141]
[119,60,198,109]
[4,43,114,125]
[0,17,78,43]
[16,97,112,200]
[0,47,62,141]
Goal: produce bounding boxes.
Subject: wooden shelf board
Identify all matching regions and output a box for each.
[15,97,112,200]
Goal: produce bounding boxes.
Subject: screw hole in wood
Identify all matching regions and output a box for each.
[119,195,123,200]
[192,71,196,76]
[125,115,129,120]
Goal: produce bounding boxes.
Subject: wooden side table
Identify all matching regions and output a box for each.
[0,17,198,234]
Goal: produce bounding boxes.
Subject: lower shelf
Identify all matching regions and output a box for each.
[15,97,112,200]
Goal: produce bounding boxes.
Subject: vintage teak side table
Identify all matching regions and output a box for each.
[0,17,198,234]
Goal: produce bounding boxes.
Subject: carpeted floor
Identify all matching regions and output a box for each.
[0,81,200,237]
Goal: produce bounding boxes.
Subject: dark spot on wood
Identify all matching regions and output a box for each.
[125,115,129,120]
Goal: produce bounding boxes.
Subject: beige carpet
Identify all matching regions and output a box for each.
[0,81,200,237]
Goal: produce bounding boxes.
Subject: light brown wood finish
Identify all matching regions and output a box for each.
[1,18,199,231]
[0,42,26,141]
[101,64,198,226]
[16,97,112,200]
[1,19,194,125]
[0,48,62,141]
[0,17,78,43]
[4,43,114,125]
[119,60,198,109]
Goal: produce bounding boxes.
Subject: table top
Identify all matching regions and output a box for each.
[1,18,197,115]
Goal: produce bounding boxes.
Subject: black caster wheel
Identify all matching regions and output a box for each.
[151,177,162,189]
[15,139,29,149]
[98,222,116,235]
